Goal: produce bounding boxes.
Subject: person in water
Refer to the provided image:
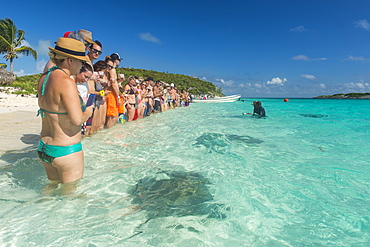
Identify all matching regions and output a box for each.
[37,37,93,186]
[252,101,266,117]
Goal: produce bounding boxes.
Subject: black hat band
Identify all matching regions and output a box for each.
[55,45,86,57]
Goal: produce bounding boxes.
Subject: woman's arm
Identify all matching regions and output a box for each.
[108,69,120,98]
[61,77,93,125]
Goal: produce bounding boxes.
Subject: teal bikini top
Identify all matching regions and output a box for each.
[37,66,86,117]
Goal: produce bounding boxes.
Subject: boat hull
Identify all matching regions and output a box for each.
[192,94,241,103]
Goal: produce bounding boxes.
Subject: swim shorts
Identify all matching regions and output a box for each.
[106,93,118,117]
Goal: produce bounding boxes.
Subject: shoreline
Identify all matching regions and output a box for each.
[0,91,41,156]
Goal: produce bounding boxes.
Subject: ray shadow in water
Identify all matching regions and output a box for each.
[0,149,44,191]
[0,147,38,165]
[193,132,263,153]
[20,134,39,146]
[128,170,228,220]
[299,114,328,118]
[1,134,39,165]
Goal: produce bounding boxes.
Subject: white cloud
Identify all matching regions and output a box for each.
[319,83,326,89]
[20,40,31,48]
[14,69,25,76]
[342,55,369,62]
[301,74,317,80]
[139,33,161,44]
[292,54,327,61]
[36,59,47,73]
[254,83,263,89]
[292,55,310,61]
[354,19,370,30]
[36,40,51,56]
[343,81,370,91]
[216,78,234,86]
[266,77,287,86]
[289,25,307,32]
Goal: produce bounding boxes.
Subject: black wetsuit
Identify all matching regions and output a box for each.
[253,106,266,117]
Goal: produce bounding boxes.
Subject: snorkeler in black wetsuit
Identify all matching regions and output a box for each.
[252,101,266,118]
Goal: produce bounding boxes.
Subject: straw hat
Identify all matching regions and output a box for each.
[63,31,85,43]
[49,38,89,62]
[78,29,94,44]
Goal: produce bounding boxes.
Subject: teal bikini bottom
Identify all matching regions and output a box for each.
[37,139,82,164]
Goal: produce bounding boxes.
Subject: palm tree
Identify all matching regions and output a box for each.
[0,18,37,72]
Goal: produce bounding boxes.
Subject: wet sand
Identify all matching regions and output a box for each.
[0,91,40,155]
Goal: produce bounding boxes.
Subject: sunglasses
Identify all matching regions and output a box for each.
[107,64,114,69]
[71,58,86,66]
[91,47,102,55]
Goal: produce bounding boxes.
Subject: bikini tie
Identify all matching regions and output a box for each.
[37,66,68,117]
[41,66,59,96]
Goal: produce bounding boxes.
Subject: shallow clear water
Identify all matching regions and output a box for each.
[1,98,370,246]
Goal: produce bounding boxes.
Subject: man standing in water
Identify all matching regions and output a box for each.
[85,40,103,135]
[105,53,122,128]
[87,40,102,62]
[153,81,163,113]
[252,101,266,118]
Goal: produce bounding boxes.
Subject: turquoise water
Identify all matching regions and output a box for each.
[1,98,370,246]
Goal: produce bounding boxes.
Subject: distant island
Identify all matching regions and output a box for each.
[313,93,370,99]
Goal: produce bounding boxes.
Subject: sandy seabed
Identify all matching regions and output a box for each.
[0,89,41,155]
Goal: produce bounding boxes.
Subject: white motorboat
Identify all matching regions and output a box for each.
[192,94,241,103]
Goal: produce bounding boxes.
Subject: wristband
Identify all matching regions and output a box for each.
[100,90,105,97]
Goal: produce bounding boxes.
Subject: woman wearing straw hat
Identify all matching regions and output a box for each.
[37,37,93,186]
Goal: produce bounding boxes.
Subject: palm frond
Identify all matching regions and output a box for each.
[15,46,38,60]
[15,30,25,48]
[0,18,17,44]
[0,18,37,71]
[0,35,12,49]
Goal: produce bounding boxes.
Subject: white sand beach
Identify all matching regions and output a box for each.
[0,89,41,154]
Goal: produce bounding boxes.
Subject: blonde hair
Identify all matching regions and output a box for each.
[128,76,136,82]
[48,51,69,64]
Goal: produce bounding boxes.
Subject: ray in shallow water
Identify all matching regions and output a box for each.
[129,170,228,220]
[193,132,263,153]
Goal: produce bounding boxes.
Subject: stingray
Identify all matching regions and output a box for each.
[299,114,328,118]
[193,132,263,153]
[129,170,227,220]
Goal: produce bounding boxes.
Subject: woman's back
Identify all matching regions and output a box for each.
[38,69,83,145]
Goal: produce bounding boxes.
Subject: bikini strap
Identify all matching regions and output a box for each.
[41,66,67,96]
[38,66,69,117]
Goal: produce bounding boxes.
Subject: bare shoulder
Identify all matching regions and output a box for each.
[49,72,78,95]
[109,69,117,78]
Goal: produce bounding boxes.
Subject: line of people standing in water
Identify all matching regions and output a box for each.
[38,29,191,189]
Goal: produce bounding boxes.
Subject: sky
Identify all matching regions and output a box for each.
[2,0,370,97]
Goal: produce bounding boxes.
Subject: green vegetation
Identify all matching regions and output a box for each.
[0,18,37,72]
[314,93,370,99]
[7,67,223,96]
[116,67,223,96]
[10,73,41,94]
[0,63,6,68]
